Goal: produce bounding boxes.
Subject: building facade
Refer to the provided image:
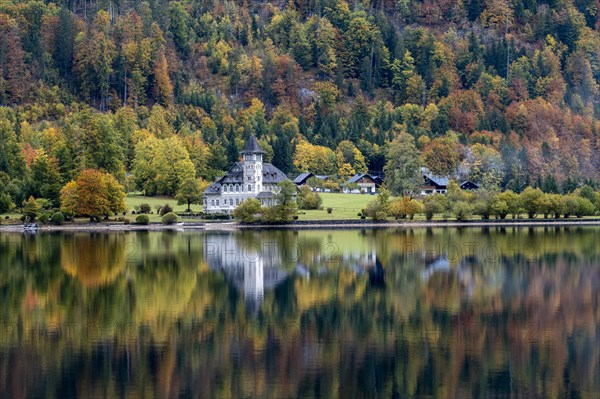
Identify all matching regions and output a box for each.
[343,173,382,194]
[419,167,480,195]
[203,135,289,214]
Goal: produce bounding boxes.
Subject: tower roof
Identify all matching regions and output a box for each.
[240,134,265,154]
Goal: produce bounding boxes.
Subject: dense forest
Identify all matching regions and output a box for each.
[1,0,600,210]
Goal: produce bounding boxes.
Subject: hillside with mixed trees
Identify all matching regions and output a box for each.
[1,0,600,211]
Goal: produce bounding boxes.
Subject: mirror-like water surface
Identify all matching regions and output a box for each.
[1,227,599,398]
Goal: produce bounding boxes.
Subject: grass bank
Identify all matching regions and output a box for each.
[1,192,599,226]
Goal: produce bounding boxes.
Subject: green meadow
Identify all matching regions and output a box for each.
[125,192,378,221]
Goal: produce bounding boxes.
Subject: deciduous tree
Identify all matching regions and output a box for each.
[384,132,422,197]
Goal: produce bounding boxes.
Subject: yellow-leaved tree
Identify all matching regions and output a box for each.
[60,169,126,221]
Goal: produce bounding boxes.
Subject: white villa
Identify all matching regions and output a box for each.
[203,135,289,214]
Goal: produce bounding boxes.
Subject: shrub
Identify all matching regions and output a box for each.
[452,201,473,221]
[0,192,14,214]
[423,194,447,220]
[324,181,341,192]
[22,196,40,222]
[233,198,262,223]
[298,186,323,210]
[565,195,595,218]
[519,187,544,218]
[547,194,566,218]
[39,213,50,225]
[160,203,173,216]
[135,214,150,225]
[389,197,423,220]
[365,188,391,221]
[139,203,151,214]
[50,212,65,225]
[471,189,496,220]
[491,200,509,219]
[492,190,519,219]
[162,212,179,224]
[327,207,333,214]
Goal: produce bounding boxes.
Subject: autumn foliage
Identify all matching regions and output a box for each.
[0,0,599,213]
[60,169,126,220]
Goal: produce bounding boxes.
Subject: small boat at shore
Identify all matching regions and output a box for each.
[23,223,39,232]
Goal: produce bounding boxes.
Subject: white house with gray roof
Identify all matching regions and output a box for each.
[203,135,289,214]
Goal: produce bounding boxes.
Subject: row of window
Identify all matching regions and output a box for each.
[223,184,252,193]
[221,183,276,193]
[205,197,275,207]
[207,198,242,207]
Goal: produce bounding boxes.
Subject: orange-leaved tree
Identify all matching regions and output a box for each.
[60,169,126,221]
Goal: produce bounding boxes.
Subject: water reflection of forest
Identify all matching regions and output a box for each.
[0,227,599,397]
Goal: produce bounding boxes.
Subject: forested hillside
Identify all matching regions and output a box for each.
[0,0,599,209]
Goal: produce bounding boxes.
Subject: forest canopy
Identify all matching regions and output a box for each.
[0,0,599,207]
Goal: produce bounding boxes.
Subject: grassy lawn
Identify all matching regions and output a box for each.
[1,192,598,225]
[125,192,379,222]
[299,192,377,220]
[126,194,192,213]
[0,213,22,225]
[125,194,198,222]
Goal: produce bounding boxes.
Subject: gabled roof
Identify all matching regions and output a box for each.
[293,172,314,184]
[262,163,288,183]
[421,167,449,187]
[372,175,384,184]
[460,180,480,188]
[424,174,449,187]
[346,173,379,185]
[240,134,265,154]
[219,162,244,184]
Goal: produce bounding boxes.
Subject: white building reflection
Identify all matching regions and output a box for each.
[203,233,290,312]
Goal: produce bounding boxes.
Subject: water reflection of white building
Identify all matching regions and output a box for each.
[307,246,377,273]
[203,234,290,312]
[421,256,505,297]
[342,249,378,272]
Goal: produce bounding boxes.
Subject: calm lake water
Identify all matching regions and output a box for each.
[1,227,599,398]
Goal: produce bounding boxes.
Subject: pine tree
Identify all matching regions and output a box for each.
[273,136,293,174]
[227,134,239,164]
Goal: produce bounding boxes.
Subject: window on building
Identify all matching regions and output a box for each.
[248,184,251,191]
[211,199,215,206]
[216,200,219,206]
[223,185,227,193]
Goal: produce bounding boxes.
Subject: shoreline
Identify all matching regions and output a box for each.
[1,218,600,233]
